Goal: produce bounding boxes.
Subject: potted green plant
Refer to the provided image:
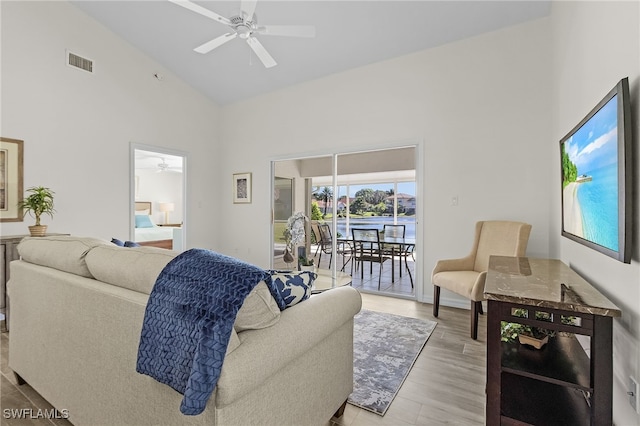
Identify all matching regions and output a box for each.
[298,255,315,272]
[501,309,579,350]
[17,186,55,237]
[500,309,556,350]
[501,321,554,349]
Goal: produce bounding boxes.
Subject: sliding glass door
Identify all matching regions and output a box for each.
[271,145,419,299]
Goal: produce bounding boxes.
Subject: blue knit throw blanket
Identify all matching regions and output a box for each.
[136,249,284,415]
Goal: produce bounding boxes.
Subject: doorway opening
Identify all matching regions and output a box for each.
[131,143,187,251]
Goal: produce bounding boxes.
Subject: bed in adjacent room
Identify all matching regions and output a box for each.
[135,201,174,250]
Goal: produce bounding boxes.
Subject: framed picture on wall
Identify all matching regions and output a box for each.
[233,172,252,204]
[0,137,24,222]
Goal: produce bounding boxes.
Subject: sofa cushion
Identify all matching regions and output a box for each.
[234,281,281,332]
[270,271,317,308]
[226,328,241,354]
[85,245,177,294]
[18,236,111,278]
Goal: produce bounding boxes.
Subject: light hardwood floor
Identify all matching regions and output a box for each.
[1,294,486,426]
[330,293,487,426]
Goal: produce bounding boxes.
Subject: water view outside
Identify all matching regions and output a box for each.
[314,181,416,239]
[335,216,416,239]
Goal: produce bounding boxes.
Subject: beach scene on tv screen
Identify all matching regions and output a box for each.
[562,95,619,252]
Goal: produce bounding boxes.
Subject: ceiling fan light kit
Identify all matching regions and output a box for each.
[169,0,315,68]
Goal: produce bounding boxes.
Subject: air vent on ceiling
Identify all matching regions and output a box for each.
[66,50,94,73]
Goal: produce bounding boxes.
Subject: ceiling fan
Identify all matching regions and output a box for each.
[157,158,182,173]
[168,0,315,68]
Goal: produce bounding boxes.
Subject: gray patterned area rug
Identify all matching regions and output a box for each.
[348,309,437,416]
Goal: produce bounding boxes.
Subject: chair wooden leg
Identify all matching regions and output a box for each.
[471,301,480,340]
[478,301,484,315]
[433,285,440,317]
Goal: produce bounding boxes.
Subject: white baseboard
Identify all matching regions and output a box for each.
[421,294,485,311]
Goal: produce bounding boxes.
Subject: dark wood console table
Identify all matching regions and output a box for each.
[484,256,621,425]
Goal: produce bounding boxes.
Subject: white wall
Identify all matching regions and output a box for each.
[219,18,553,304]
[0,1,221,249]
[1,0,637,422]
[551,1,640,424]
[135,169,183,225]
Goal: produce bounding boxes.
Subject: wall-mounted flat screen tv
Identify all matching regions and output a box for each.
[560,77,632,263]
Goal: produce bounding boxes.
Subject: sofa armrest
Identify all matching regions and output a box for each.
[216,286,361,406]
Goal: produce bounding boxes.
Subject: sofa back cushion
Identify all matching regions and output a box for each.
[234,281,281,332]
[85,245,177,294]
[19,236,279,333]
[18,236,111,278]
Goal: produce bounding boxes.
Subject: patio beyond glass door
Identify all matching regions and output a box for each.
[271,145,418,299]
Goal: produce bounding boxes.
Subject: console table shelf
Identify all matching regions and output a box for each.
[484,256,621,426]
[501,335,591,390]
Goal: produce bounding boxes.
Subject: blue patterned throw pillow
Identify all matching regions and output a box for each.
[111,238,125,246]
[269,270,317,308]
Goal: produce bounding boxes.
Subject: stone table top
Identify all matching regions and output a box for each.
[484,256,621,317]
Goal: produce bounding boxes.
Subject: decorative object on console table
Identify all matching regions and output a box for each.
[517,333,549,350]
[0,137,24,222]
[158,202,175,225]
[232,172,252,204]
[17,186,55,236]
[500,307,557,350]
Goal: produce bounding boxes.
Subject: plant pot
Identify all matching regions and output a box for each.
[28,225,48,237]
[299,265,316,273]
[518,333,548,350]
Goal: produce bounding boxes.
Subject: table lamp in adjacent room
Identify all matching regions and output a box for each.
[159,202,175,225]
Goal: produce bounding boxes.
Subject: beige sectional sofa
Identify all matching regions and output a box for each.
[7,236,361,426]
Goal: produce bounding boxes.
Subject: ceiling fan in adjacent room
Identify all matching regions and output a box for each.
[168,0,315,68]
[156,158,183,173]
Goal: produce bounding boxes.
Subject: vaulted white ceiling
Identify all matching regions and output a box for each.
[72,1,550,105]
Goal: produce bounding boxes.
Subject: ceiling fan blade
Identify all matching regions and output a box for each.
[240,0,258,20]
[168,0,232,26]
[246,37,277,68]
[194,33,237,54]
[258,25,316,38]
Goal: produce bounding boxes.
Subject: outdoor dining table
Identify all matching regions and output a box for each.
[337,233,415,284]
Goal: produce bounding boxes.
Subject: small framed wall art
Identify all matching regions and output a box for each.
[233,172,252,204]
[0,137,24,222]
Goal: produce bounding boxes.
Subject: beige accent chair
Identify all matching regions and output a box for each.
[432,221,532,339]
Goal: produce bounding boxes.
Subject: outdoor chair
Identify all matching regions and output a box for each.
[431,220,532,340]
[352,228,392,290]
[382,224,414,288]
[315,223,352,270]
